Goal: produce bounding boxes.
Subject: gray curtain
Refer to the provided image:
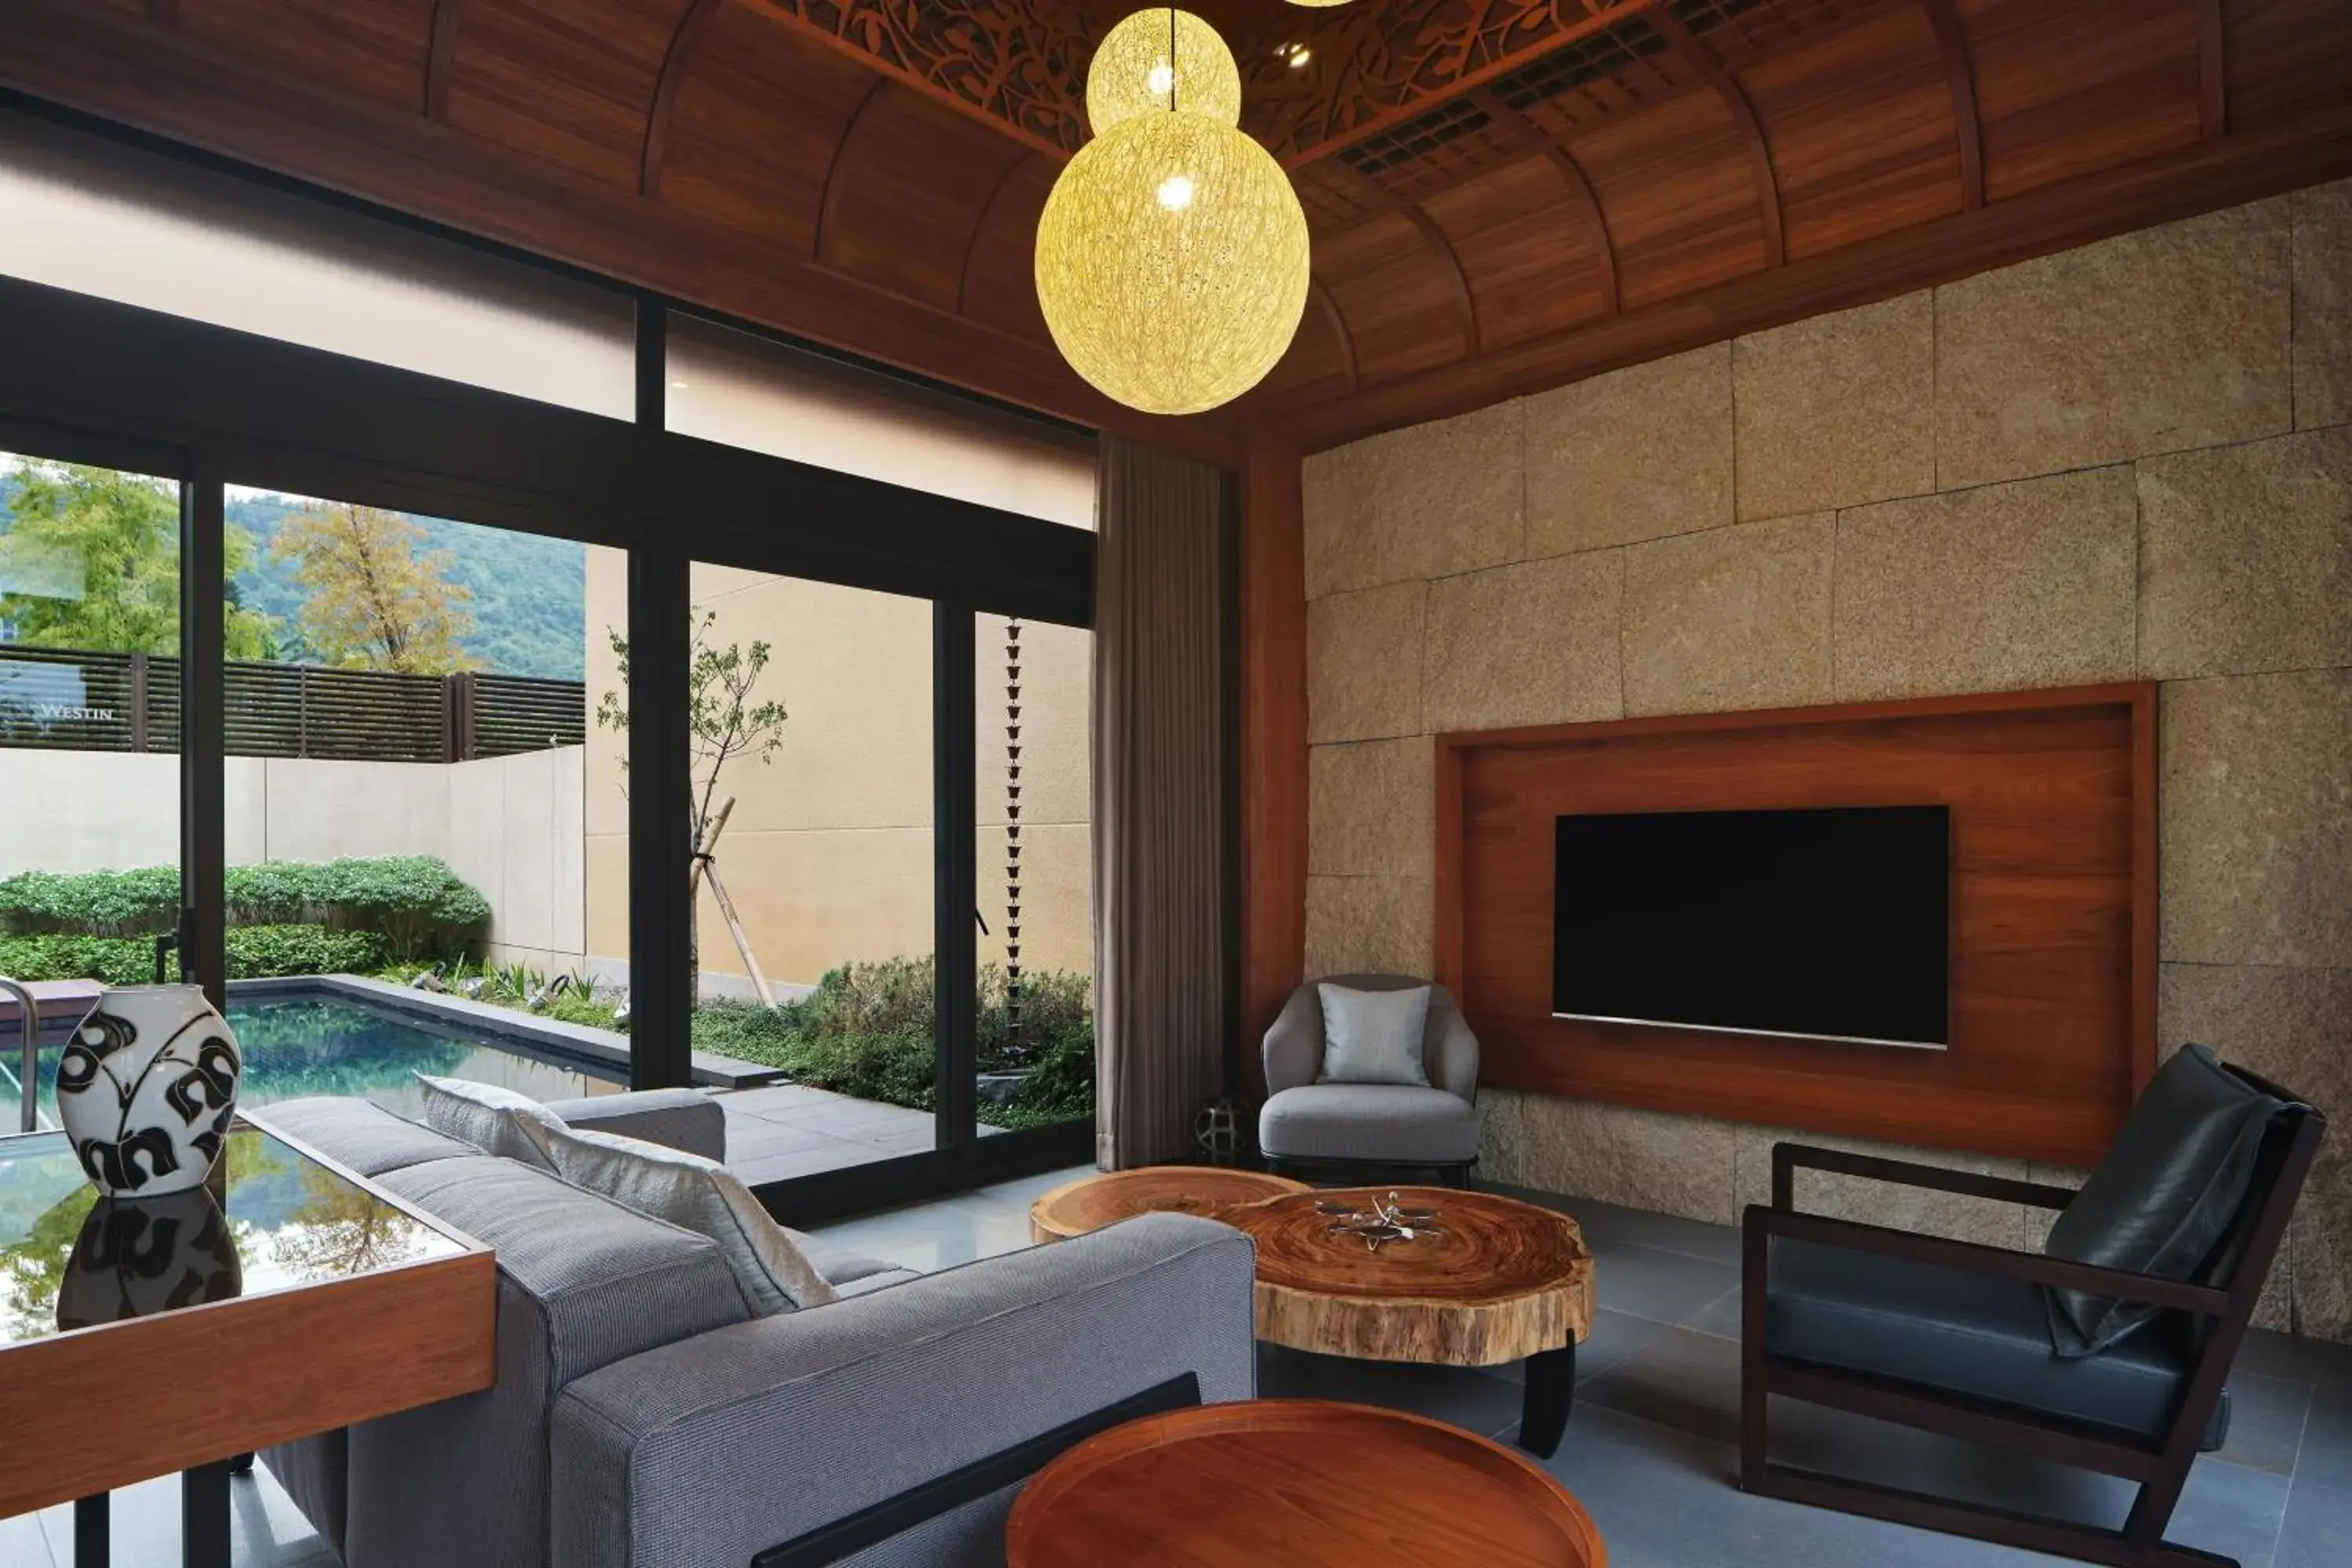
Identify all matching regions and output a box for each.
[1093,436,1226,1169]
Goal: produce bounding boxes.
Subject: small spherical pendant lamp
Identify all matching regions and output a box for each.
[1086,8,1240,132]
[1036,11,1311,416]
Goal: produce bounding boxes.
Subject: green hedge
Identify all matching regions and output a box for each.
[693,954,1095,1128]
[0,924,386,985]
[0,856,488,961]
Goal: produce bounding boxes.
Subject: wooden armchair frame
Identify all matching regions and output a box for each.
[1740,1085,2325,1568]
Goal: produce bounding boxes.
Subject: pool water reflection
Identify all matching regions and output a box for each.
[0,987,623,1131]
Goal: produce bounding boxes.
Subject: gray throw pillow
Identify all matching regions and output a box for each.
[2043,1044,2292,1357]
[413,1074,565,1172]
[536,1120,837,1314]
[1316,982,1432,1087]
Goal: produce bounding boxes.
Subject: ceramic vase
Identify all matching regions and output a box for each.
[56,984,242,1198]
[56,1188,243,1330]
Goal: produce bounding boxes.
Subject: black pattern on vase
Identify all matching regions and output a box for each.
[54,986,244,1199]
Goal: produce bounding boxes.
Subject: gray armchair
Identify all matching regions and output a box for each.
[1258,973,1484,1183]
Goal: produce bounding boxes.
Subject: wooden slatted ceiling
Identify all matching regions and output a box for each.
[3,0,2350,456]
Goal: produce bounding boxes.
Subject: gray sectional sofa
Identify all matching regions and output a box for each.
[256,1091,1257,1568]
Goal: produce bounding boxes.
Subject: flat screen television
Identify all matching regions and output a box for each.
[1552,804,1951,1048]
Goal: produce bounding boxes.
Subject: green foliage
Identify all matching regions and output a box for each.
[0,924,385,984]
[227,492,587,680]
[0,459,278,659]
[0,856,488,961]
[691,955,1095,1127]
[373,955,619,1029]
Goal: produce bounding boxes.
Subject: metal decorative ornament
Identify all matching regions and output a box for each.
[1035,9,1311,416]
[1321,1191,1444,1252]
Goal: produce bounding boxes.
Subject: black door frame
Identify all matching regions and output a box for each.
[0,191,1097,1220]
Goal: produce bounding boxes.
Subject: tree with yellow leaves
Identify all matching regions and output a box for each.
[270,503,475,673]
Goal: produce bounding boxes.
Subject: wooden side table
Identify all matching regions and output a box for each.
[0,1109,495,1568]
[1027,1163,1310,1243]
[1005,1399,1606,1567]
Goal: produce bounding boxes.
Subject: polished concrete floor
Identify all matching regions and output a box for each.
[10,1170,2350,1566]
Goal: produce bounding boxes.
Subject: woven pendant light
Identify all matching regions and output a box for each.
[1086,7,1240,132]
[1036,12,1310,416]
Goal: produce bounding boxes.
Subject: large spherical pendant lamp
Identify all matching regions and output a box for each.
[1087,8,1240,132]
[1035,111,1309,416]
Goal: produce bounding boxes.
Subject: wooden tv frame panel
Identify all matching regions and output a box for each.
[1435,684,2156,1168]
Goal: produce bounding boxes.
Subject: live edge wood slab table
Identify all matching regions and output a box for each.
[1233,1187,1595,1458]
[1004,1400,1606,1567]
[0,1107,495,1568]
[1032,1172,1595,1458]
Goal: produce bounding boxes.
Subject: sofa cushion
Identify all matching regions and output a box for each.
[1258,1083,1483,1164]
[786,1225,910,1290]
[539,1121,837,1314]
[542,1088,725,1161]
[1767,1237,2229,1449]
[415,1074,564,1172]
[2044,1044,2293,1356]
[254,1095,475,1178]
[1316,982,1432,1087]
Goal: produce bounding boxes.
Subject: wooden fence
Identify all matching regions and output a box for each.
[0,646,585,761]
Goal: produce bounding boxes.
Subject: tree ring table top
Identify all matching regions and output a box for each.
[1226,1187,1595,1367]
[1027,1164,1312,1244]
[1004,1399,1605,1568]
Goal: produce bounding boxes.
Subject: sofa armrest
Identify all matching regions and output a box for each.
[550,1213,1256,1568]
[545,1088,725,1160]
[1768,1142,2081,1212]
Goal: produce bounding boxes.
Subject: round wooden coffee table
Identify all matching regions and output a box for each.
[1027,1164,1310,1244]
[1004,1399,1605,1567]
[1228,1187,1595,1457]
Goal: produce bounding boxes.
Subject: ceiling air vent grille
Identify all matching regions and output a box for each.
[1334,96,1494,178]
[1488,17,1673,114]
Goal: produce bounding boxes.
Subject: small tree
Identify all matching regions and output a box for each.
[595,609,789,1004]
[0,459,278,658]
[270,502,474,673]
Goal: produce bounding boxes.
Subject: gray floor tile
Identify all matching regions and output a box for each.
[1592,1240,1741,1327]
[972,1165,1094,1209]
[1578,1322,1744,1444]
[2218,1371,2317,1479]
[813,1195,1034,1273]
[2298,1382,2352,1493]
[2239,1328,2352,1392]
[1685,1285,1745,1341]
[33,1466,329,1568]
[0,1509,51,1568]
[2274,1477,2352,1568]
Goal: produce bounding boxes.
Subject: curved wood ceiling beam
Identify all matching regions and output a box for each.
[1920,0,1984,211]
[1403,205,1483,357]
[1648,10,1785,267]
[811,77,891,263]
[641,0,724,199]
[1310,277,1361,397]
[424,0,463,121]
[958,149,1036,315]
[1468,88,1619,315]
[2198,0,2227,139]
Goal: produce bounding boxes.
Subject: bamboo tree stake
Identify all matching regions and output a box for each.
[691,797,779,1010]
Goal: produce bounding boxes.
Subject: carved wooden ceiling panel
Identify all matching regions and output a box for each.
[5,0,2350,453]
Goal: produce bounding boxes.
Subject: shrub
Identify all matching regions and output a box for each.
[0,865,180,935]
[0,924,384,984]
[691,953,1096,1127]
[1,856,488,961]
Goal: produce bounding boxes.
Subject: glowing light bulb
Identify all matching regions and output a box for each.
[1156,172,1196,210]
[1147,62,1174,96]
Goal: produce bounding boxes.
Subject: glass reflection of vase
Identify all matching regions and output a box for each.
[56,983,243,1197]
[56,1189,243,1331]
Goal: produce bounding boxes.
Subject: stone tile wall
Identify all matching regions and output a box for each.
[1299,180,2352,1340]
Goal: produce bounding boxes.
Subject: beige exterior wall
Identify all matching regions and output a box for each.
[1301,180,2352,1339]
[0,748,586,971]
[580,551,1093,996]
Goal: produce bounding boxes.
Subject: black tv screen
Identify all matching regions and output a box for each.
[1552,805,1951,1047]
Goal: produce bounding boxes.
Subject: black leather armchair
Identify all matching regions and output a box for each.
[1740,1051,2324,1568]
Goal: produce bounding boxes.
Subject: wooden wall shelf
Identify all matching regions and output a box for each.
[1435,684,2157,1167]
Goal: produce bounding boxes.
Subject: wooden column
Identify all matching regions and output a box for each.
[1237,440,1308,1105]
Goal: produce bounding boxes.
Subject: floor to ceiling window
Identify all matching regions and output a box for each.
[0,105,1099,1214]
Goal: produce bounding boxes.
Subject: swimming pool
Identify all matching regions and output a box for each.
[1,984,627,1131]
